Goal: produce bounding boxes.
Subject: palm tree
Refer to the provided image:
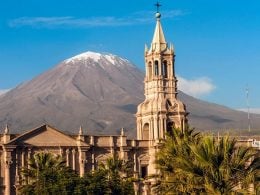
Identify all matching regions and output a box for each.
[154,127,202,194]
[19,152,82,195]
[98,155,134,195]
[189,136,260,194]
[155,128,260,194]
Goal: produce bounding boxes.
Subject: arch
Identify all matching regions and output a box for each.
[154,60,159,76]
[163,60,168,78]
[148,61,152,79]
[166,121,175,135]
[143,123,149,140]
[138,154,150,178]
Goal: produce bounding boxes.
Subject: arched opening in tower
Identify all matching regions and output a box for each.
[154,60,159,76]
[163,60,168,78]
[143,123,149,140]
[148,61,152,79]
[167,121,175,135]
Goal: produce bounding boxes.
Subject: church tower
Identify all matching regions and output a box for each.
[136,8,188,142]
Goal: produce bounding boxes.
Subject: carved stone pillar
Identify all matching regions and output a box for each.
[133,181,139,195]
[27,148,31,169]
[91,152,95,171]
[66,149,70,167]
[110,136,114,154]
[78,146,88,177]
[143,181,151,195]
[3,146,15,195]
[5,160,12,195]
[15,152,19,184]
[72,149,76,170]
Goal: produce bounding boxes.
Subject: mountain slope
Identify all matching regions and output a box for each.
[0,51,259,137]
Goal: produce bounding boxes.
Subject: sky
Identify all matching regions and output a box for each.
[0,0,260,112]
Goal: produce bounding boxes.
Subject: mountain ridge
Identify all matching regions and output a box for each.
[0,51,259,137]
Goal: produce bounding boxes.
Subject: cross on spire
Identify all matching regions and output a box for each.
[154,1,162,13]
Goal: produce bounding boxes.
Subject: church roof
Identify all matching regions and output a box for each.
[4,124,89,147]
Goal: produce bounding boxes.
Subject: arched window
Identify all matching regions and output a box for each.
[167,122,174,135]
[163,60,168,78]
[148,61,152,78]
[154,60,159,76]
[143,123,149,140]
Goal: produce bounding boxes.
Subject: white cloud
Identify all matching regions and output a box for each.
[178,76,216,97]
[8,10,188,28]
[238,108,260,114]
[0,89,10,96]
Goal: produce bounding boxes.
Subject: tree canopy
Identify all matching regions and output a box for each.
[19,152,134,195]
[155,128,260,195]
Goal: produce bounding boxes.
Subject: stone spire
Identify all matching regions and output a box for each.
[77,126,84,142]
[120,127,125,136]
[4,124,9,135]
[150,11,167,53]
[78,126,83,136]
[3,124,11,143]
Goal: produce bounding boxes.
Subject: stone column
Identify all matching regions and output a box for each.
[160,116,164,137]
[4,160,12,195]
[27,148,31,169]
[59,147,63,156]
[4,146,15,195]
[15,152,19,184]
[78,146,88,177]
[72,149,76,170]
[91,152,95,171]
[66,149,70,167]
[133,152,137,172]
[143,181,151,195]
[133,181,139,195]
[110,136,114,154]
[154,116,158,140]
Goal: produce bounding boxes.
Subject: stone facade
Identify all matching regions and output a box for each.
[0,124,153,194]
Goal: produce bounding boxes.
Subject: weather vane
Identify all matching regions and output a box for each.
[154,1,162,13]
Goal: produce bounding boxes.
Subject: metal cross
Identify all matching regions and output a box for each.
[154,1,162,13]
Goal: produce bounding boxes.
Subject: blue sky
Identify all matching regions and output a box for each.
[0,0,260,112]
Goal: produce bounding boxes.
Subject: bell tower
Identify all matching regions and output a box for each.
[136,8,188,142]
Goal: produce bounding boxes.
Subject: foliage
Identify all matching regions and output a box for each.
[19,152,134,195]
[155,127,260,195]
[92,155,134,195]
[19,152,84,195]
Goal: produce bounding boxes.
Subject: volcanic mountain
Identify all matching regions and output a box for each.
[0,51,259,137]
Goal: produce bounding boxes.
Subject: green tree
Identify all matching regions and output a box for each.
[78,155,134,195]
[190,136,260,194]
[98,155,134,195]
[19,152,84,195]
[155,127,202,194]
[155,128,260,195]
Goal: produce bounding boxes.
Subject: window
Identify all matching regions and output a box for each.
[154,60,159,76]
[141,166,148,178]
[167,122,174,135]
[148,61,152,78]
[163,60,168,78]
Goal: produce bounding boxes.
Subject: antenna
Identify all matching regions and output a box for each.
[246,86,251,132]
